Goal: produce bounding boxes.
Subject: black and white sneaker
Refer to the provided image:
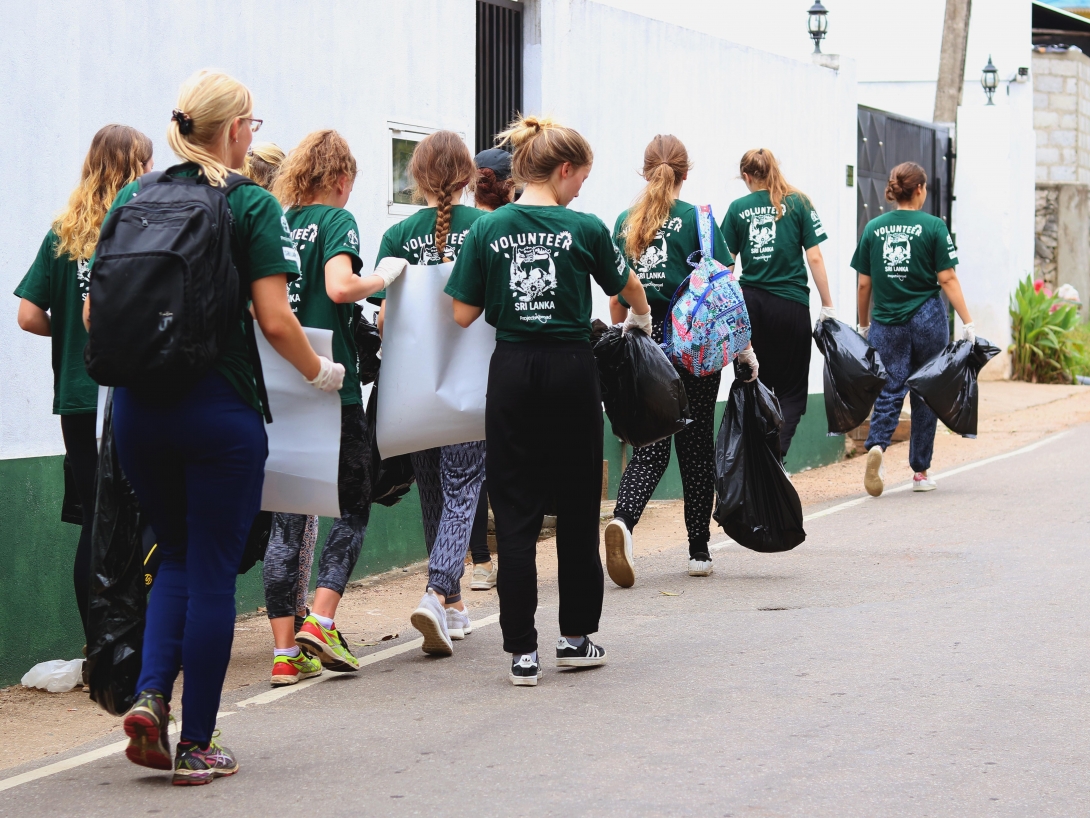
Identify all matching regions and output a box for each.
[556,637,607,668]
[510,653,542,686]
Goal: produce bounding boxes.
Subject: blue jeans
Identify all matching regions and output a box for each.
[113,371,268,746]
[865,296,950,473]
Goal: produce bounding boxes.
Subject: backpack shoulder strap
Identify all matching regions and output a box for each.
[222,172,258,197]
[695,204,715,261]
[136,170,166,192]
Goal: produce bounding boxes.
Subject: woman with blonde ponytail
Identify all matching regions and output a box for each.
[604,135,737,586]
[14,124,152,646]
[372,130,487,656]
[722,148,836,456]
[87,71,338,785]
[446,115,651,686]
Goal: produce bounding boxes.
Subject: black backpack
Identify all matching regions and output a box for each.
[85,166,272,420]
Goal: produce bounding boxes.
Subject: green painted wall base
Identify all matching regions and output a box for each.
[0,394,842,687]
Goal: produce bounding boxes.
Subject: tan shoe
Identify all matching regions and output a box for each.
[864,446,885,497]
[470,562,497,590]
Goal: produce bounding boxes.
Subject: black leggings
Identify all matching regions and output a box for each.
[742,286,812,456]
[469,482,491,564]
[613,316,722,555]
[61,412,98,642]
[487,340,604,655]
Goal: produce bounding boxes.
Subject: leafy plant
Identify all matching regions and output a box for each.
[1009,275,1083,383]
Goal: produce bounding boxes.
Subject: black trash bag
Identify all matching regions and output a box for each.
[713,374,806,553]
[812,318,888,435]
[237,510,273,576]
[86,391,146,716]
[365,378,416,507]
[353,305,382,387]
[905,337,1001,438]
[593,325,692,448]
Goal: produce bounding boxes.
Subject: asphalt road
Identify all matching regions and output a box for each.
[2,426,1088,817]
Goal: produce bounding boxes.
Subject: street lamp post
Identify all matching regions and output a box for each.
[808,1,829,54]
[981,55,999,105]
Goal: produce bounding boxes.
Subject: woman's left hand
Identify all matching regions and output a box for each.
[961,321,976,345]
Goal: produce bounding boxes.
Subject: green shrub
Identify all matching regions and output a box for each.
[1070,323,1090,378]
[1009,275,1083,383]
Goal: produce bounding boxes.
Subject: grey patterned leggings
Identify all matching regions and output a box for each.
[411,441,486,605]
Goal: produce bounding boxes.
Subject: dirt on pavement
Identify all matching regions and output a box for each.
[3,380,1087,773]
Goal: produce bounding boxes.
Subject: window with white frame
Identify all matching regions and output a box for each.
[387,122,468,217]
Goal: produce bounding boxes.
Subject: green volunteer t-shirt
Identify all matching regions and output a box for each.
[613,200,733,313]
[100,164,300,412]
[851,209,958,326]
[370,204,484,302]
[286,204,364,405]
[721,190,826,307]
[13,230,97,414]
[445,204,630,343]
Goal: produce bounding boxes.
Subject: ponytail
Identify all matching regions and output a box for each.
[497,114,593,186]
[272,130,357,208]
[167,71,253,187]
[407,131,475,261]
[624,135,690,261]
[739,148,809,220]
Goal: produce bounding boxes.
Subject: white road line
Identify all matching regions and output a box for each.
[710,431,1068,551]
[0,612,502,793]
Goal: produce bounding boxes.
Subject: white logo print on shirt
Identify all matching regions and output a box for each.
[509,244,559,308]
[882,233,912,276]
[749,213,776,253]
[77,259,90,301]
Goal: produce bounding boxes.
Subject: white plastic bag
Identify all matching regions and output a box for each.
[22,658,84,692]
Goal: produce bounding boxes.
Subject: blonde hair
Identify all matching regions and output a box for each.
[739,148,809,221]
[167,70,253,187]
[624,135,691,262]
[53,125,153,262]
[272,130,357,208]
[407,131,475,261]
[496,114,593,187]
[242,142,286,190]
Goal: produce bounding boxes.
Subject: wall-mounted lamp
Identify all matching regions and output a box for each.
[1006,65,1029,95]
[808,1,829,54]
[981,56,999,105]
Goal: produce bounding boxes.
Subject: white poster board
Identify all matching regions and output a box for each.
[376,261,495,458]
[257,326,342,518]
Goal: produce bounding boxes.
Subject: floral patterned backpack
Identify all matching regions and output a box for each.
[661,204,751,377]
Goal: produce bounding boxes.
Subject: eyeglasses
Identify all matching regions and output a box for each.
[240,117,263,133]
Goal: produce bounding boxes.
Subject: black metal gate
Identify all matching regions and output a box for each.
[476,0,523,155]
[857,106,953,240]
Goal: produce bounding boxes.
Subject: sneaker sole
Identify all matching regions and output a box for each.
[411,608,453,656]
[557,656,608,668]
[913,483,937,492]
[294,632,360,672]
[688,566,713,577]
[171,764,239,786]
[270,667,323,686]
[123,711,172,771]
[469,581,495,591]
[864,448,884,497]
[604,523,635,588]
[510,673,541,686]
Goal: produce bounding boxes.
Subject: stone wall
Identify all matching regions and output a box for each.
[1033,48,1090,182]
[1034,185,1059,286]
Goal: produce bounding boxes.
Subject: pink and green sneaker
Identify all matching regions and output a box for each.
[270,650,324,686]
[294,614,359,672]
[172,735,239,786]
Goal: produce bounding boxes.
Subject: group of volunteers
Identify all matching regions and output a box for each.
[13,68,974,786]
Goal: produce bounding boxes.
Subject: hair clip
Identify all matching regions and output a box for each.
[171,109,194,135]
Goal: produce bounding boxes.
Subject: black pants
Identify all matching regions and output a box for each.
[742,286,811,455]
[61,413,97,642]
[487,340,604,655]
[469,481,491,564]
[613,316,721,555]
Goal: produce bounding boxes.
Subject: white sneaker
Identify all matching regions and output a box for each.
[864,446,885,497]
[469,562,497,591]
[912,473,937,492]
[410,589,453,656]
[604,518,635,588]
[687,552,713,577]
[445,605,473,640]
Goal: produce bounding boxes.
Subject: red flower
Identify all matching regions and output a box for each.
[1034,279,1045,293]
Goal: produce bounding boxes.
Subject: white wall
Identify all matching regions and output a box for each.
[527,0,859,398]
[0,0,476,460]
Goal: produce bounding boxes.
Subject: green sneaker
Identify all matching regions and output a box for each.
[295,614,360,672]
[171,733,239,786]
[270,650,324,686]
[123,690,172,770]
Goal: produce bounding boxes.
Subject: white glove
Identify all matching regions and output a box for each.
[857,324,870,340]
[736,346,759,383]
[374,257,409,289]
[622,308,652,336]
[818,305,837,322]
[961,321,976,345]
[307,356,345,393]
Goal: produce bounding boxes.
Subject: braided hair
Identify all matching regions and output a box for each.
[407,131,476,261]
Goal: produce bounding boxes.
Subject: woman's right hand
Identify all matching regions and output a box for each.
[307,356,345,393]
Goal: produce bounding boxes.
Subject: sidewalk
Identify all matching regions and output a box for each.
[3,380,1088,772]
